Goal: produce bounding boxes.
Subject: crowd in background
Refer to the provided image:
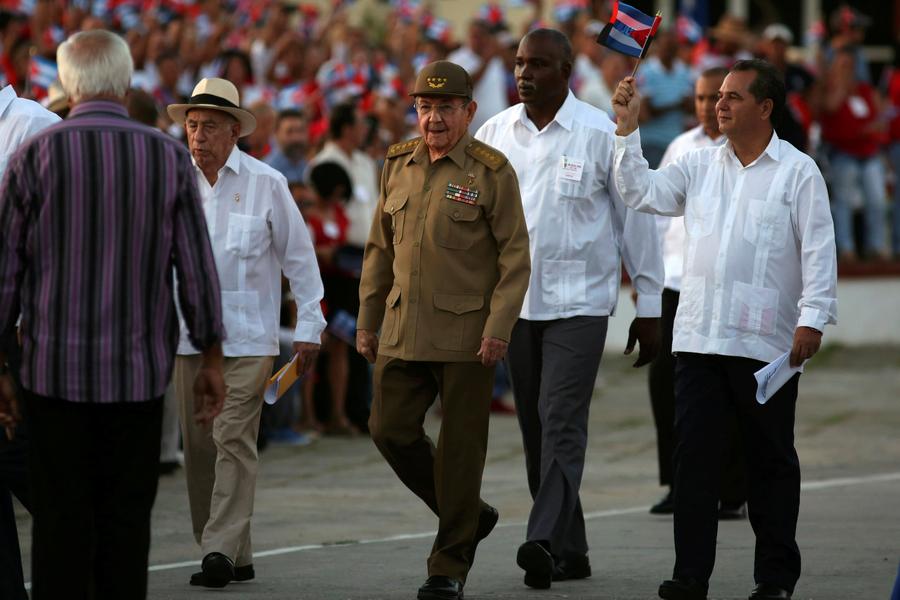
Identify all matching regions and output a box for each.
[2,0,900,445]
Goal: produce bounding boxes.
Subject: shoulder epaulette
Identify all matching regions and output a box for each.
[465,140,508,171]
[386,137,421,159]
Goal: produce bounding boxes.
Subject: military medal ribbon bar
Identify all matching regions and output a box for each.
[445,182,479,205]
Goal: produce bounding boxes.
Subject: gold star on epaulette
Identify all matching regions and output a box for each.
[386,137,421,159]
[466,140,507,171]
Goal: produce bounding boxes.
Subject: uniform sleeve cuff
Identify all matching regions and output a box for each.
[635,293,662,318]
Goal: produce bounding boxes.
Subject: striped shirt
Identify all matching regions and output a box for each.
[0,100,224,403]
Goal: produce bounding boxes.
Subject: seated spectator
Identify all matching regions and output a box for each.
[820,47,888,261]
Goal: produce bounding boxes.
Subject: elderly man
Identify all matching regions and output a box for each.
[613,60,838,600]
[476,29,662,589]
[167,78,326,588]
[357,60,531,600]
[0,30,226,600]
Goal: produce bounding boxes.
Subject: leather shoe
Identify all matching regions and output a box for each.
[748,583,792,599]
[553,554,591,581]
[190,563,254,586]
[650,489,674,514]
[417,575,463,600]
[192,552,234,588]
[658,578,708,600]
[516,540,554,589]
[470,504,499,566]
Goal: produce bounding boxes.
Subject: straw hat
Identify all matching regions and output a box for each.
[709,15,750,46]
[167,78,257,137]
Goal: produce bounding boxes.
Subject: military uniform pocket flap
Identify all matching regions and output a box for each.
[386,285,402,307]
[433,293,484,315]
[440,202,481,222]
[384,194,409,215]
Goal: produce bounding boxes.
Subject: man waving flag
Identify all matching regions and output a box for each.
[597,1,662,59]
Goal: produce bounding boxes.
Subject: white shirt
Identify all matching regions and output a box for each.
[476,91,663,321]
[656,125,727,291]
[0,85,61,177]
[447,46,509,133]
[177,146,326,356]
[309,141,379,248]
[614,129,838,363]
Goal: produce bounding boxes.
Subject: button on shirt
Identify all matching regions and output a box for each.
[476,91,663,321]
[656,125,727,291]
[178,146,326,356]
[614,130,838,363]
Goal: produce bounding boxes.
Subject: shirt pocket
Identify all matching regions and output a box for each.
[555,166,593,199]
[685,197,718,238]
[675,275,706,328]
[381,285,401,346]
[431,292,485,351]
[436,201,482,250]
[742,199,791,249]
[728,281,779,337]
[225,214,270,259]
[384,193,409,245]
[221,290,267,342]
[540,259,588,308]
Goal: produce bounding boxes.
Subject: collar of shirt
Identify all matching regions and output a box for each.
[192,144,242,181]
[718,129,782,169]
[514,89,577,134]
[68,100,129,119]
[409,131,472,169]
[0,85,15,115]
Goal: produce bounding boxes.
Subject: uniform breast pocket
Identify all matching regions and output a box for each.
[225,214,270,258]
[384,194,409,245]
[685,198,718,238]
[436,201,482,250]
[743,199,791,249]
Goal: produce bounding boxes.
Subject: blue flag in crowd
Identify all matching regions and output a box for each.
[596,1,662,59]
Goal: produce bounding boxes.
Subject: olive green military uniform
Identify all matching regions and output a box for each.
[358,80,530,581]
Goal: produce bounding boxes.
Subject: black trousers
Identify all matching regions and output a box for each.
[648,289,746,504]
[672,353,801,592]
[24,391,163,600]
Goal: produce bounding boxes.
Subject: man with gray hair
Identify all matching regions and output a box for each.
[0,30,227,599]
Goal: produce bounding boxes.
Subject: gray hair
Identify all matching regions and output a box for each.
[58,30,133,102]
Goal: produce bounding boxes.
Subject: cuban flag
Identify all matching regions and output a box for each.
[596,1,662,59]
[28,55,58,97]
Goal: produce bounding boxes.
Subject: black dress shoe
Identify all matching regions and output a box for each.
[416,575,463,600]
[553,554,591,581]
[190,552,234,588]
[658,578,708,600]
[650,489,674,514]
[470,504,499,565]
[748,583,791,599]
[516,540,554,589]
[718,501,747,520]
[190,563,254,586]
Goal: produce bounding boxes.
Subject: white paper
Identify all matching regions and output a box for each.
[264,353,299,405]
[558,156,585,182]
[753,351,805,405]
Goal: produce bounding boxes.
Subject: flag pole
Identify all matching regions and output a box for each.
[630,11,662,78]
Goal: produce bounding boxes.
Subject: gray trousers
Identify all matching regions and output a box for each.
[506,316,608,559]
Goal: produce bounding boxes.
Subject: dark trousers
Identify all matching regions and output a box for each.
[649,290,746,504]
[25,391,163,600]
[369,356,494,582]
[672,353,801,592]
[506,316,608,559]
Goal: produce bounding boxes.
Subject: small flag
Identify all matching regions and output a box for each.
[28,55,58,97]
[596,1,662,59]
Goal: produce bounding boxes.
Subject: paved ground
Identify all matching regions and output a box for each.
[16,345,900,599]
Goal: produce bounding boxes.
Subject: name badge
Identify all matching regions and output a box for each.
[558,156,585,182]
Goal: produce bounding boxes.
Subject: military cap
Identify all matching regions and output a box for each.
[410,60,473,100]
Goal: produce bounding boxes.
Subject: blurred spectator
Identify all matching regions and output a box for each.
[636,30,693,168]
[820,48,888,261]
[265,108,310,183]
[826,4,872,84]
[759,24,813,152]
[245,100,276,159]
[883,47,900,260]
[126,87,159,128]
[696,15,752,72]
[573,20,630,119]
[448,17,509,132]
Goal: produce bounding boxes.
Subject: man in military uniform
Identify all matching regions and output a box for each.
[356,61,531,600]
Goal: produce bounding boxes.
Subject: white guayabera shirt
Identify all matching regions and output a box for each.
[178,146,326,357]
[614,129,838,363]
[475,91,663,321]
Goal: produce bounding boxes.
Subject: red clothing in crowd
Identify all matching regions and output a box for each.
[305,203,349,276]
[887,69,900,143]
[821,82,885,158]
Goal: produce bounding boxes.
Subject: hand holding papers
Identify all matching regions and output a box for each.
[754,351,806,405]
[264,353,302,405]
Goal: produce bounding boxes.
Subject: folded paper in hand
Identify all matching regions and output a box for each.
[264,353,300,405]
[753,351,806,405]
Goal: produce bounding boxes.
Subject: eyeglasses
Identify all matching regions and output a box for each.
[414,102,469,117]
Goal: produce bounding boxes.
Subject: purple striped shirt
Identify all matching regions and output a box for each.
[0,100,224,403]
